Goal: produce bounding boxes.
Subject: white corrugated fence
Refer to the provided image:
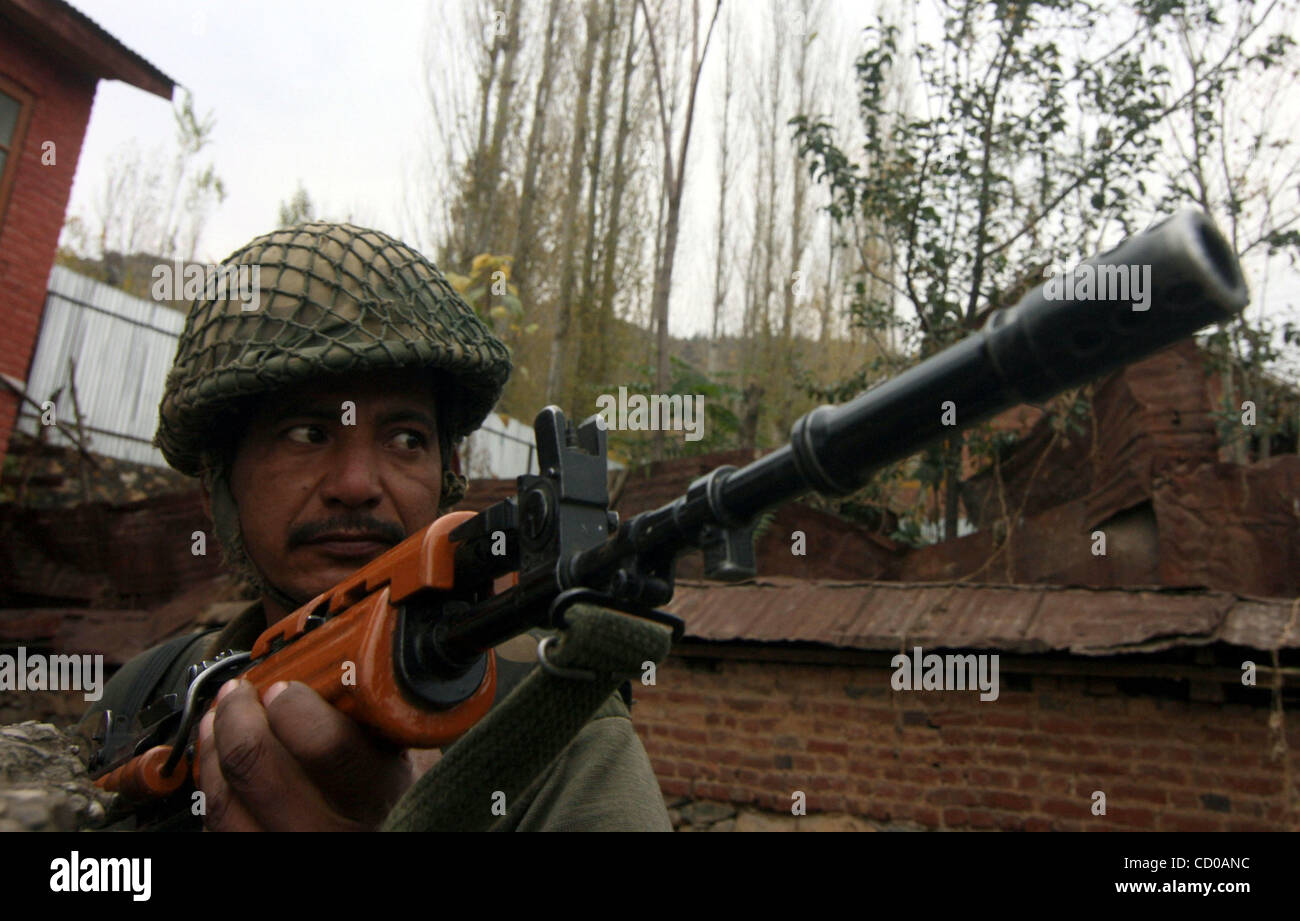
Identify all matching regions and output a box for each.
[17,266,184,466]
[18,267,542,478]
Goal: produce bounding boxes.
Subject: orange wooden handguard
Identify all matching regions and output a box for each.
[96,512,500,802]
[94,745,188,800]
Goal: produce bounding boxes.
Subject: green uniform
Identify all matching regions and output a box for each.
[83,602,671,832]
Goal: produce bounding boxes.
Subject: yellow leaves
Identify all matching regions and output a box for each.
[471,252,510,279]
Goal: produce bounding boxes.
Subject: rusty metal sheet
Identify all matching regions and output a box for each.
[1219,598,1300,650]
[901,585,1048,652]
[667,577,1298,654]
[1029,588,1231,655]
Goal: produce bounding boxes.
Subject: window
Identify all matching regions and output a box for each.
[0,74,34,228]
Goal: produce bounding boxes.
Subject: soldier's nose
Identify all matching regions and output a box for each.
[319,441,383,508]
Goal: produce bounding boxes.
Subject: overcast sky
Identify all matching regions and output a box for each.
[59,0,1300,346]
[65,0,849,338]
[64,0,434,258]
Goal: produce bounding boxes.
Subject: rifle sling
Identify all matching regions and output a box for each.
[381,604,672,832]
[112,632,214,747]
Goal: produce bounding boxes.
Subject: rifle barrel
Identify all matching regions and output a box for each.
[444,209,1248,655]
[569,209,1247,589]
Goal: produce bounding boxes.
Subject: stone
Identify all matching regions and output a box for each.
[682,801,736,825]
[7,791,52,829]
[796,813,879,832]
[707,819,737,832]
[0,721,117,831]
[735,809,797,832]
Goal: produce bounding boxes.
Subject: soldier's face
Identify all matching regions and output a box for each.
[227,369,445,619]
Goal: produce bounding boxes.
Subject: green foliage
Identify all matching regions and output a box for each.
[1201,317,1300,459]
[277,182,316,228]
[888,516,928,549]
[446,253,534,338]
[604,355,742,468]
[788,0,1299,540]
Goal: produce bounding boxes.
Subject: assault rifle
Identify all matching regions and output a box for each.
[85,210,1248,817]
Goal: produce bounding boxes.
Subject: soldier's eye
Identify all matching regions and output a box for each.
[390,431,427,451]
[286,425,326,444]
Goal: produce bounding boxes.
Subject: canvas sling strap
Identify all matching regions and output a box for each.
[102,631,217,759]
[382,604,673,832]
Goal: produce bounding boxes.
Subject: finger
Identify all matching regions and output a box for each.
[211,679,356,832]
[197,707,264,832]
[261,681,413,823]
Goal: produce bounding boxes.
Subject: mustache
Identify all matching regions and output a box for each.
[288,515,407,549]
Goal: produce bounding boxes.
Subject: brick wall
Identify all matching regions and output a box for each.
[0,27,97,460]
[632,652,1300,832]
[0,490,226,608]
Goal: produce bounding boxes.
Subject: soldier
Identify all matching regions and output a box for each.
[82,223,671,831]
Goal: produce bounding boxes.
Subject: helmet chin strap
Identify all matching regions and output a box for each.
[204,464,303,617]
[201,443,469,624]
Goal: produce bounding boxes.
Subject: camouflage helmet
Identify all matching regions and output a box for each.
[154,223,511,609]
[156,222,511,477]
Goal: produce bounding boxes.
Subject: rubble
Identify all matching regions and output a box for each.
[0,720,117,831]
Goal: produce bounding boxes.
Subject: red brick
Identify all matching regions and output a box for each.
[925,788,978,806]
[1232,774,1284,796]
[669,727,708,744]
[984,712,1032,729]
[1106,807,1156,829]
[981,791,1032,811]
[942,807,970,827]
[1039,717,1087,734]
[904,806,941,827]
[1159,813,1225,832]
[1041,797,1088,819]
[659,777,691,797]
[1115,785,1168,806]
[1017,773,1042,791]
[992,811,1027,831]
[1168,789,1199,809]
[650,758,677,777]
[808,739,848,755]
[1134,764,1187,784]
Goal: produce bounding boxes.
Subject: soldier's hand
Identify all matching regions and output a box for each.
[197,678,415,831]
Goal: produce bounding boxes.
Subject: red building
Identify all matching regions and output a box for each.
[0,0,173,461]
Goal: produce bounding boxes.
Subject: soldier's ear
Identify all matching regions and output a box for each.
[199,476,213,520]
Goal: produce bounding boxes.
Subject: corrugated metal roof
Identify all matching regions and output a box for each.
[3,0,176,98]
[665,577,1299,655]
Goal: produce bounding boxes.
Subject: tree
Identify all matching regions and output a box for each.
[545,0,603,406]
[276,182,316,227]
[1150,1,1300,462]
[794,0,1292,541]
[64,90,224,263]
[639,0,723,436]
